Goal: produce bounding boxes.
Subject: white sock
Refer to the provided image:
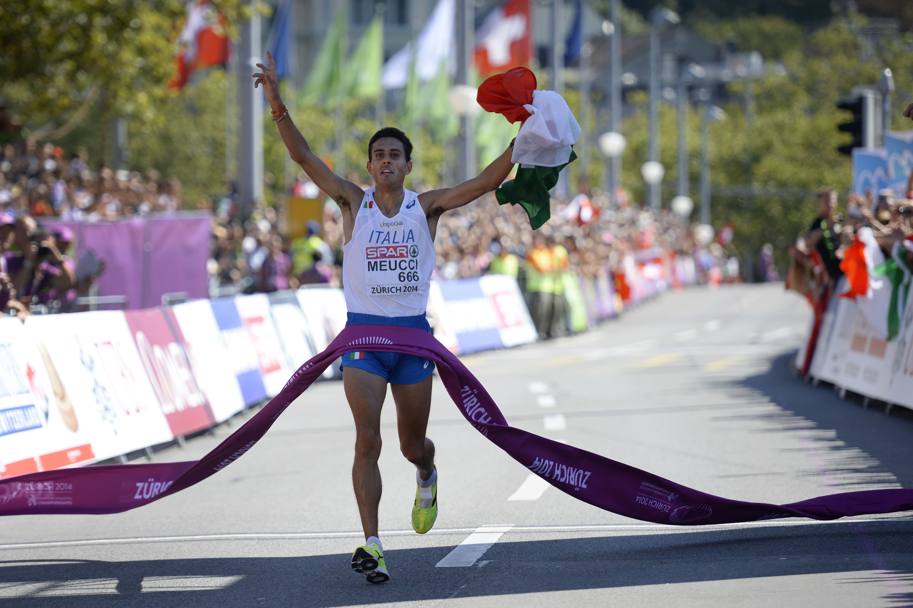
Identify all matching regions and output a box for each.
[417,466,437,487]
[366,535,383,551]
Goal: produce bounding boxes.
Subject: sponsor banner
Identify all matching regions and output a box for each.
[886,291,913,408]
[267,292,319,372]
[43,214,211,309]
[234,294,292,397]
[806,278,913,411]
[168,300,245,422]
[26,312,173,462]
[477,274,537,347]
[435,278,505,354]
[0,319,47,476]
[209,298,268,406]
[839,307,897,401]
[295,287,347,379]
[144,215,211,305]
[886,130,913,197]
[852,148,888,196]
[124,308,215,436]
[0,318,96,476]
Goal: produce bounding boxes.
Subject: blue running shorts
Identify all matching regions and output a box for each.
[340,312,435,385]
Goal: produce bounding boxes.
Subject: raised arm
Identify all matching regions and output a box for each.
[420,141,515,216]
[253,52,363,207]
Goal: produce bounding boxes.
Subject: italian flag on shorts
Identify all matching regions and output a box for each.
[476,67,581,229]
[349,352,366,360]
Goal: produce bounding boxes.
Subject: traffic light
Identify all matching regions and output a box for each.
[835,93,874,156]
[836,96,864,156]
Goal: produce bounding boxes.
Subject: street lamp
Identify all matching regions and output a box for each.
[699,104,726,226]
[648,6,679,212]
[671,195,693,217]
[599,131,626,203]
[675,62,703,217]
[880,67,894,144]
[641,160,665,205]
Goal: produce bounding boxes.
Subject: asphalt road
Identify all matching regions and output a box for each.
[2,284,912,607]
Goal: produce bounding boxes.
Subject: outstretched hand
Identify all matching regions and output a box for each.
[252,51,281,109]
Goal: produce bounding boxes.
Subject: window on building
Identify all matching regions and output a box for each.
[353,0,408,26]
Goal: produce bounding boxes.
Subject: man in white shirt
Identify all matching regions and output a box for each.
[254,52,515,584]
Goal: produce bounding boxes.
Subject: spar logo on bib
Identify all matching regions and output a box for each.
[366,245,409,260]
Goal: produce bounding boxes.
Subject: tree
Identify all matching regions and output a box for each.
[0,0,252,142]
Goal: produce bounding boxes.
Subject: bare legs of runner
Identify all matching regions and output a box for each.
[344,368,435,539]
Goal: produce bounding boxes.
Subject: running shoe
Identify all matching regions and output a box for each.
[351,543,389,584]
[412,468,438,534]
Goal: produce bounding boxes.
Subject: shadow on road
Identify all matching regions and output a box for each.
[1,519,912,607]
[726,352,913,490]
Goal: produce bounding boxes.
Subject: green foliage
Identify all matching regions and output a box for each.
[0,0,253,140]
[126,70,232,205]
[612,13,913,274]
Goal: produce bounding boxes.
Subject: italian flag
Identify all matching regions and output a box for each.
[349,352,366,361]
[477,67,580,229]
[839,229,913,341]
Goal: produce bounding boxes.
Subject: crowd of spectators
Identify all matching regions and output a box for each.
[2,138,734,327]
[208,177,734,338]
[788,187,913,308]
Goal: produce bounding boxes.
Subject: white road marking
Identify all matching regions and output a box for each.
[674,329,698,342]
[543,414,567,431]
[760,326,794,342]
[528,382,549,394]
[704,319,721,331]
[1,517,905,551]
[508,474,551,501]
[537,395,557,408]
[435,525,514,568]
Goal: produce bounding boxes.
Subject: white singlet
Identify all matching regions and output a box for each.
[342,188,436,317]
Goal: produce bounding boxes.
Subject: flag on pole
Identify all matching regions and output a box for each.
[301,10,347,107]
[381,0,455,89]
[346,15,384,102]
[477,67,580,229]
[474,0,532,78]
[563,0,583,66]
[169,0,231,91]
[266,0,292,81]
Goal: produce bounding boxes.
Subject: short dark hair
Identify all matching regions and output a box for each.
[368,127,412,162]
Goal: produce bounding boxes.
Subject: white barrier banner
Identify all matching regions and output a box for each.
[886,290,913,407]
[840,308,898,401]
[26,312,173,462]
[478,274,537,347]
[0,318,97,477]
[812,295,854,384]
[169,300,246,422]
[234,294,292,397]
[267,294,320,371]
[296,287,347,379]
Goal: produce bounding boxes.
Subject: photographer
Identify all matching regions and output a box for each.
[23,226,75,311]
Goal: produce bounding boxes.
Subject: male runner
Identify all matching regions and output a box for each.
[253,52,515,583]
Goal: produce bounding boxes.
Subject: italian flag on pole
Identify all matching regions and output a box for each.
[477,67,581,229]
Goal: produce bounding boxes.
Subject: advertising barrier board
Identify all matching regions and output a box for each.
[209,298,268,406]
[167,300,246,422]
[125,308,215,436]
[234,294,292,397]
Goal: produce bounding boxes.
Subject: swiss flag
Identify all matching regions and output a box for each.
[474,0,532,78]
[169,0,231,91]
